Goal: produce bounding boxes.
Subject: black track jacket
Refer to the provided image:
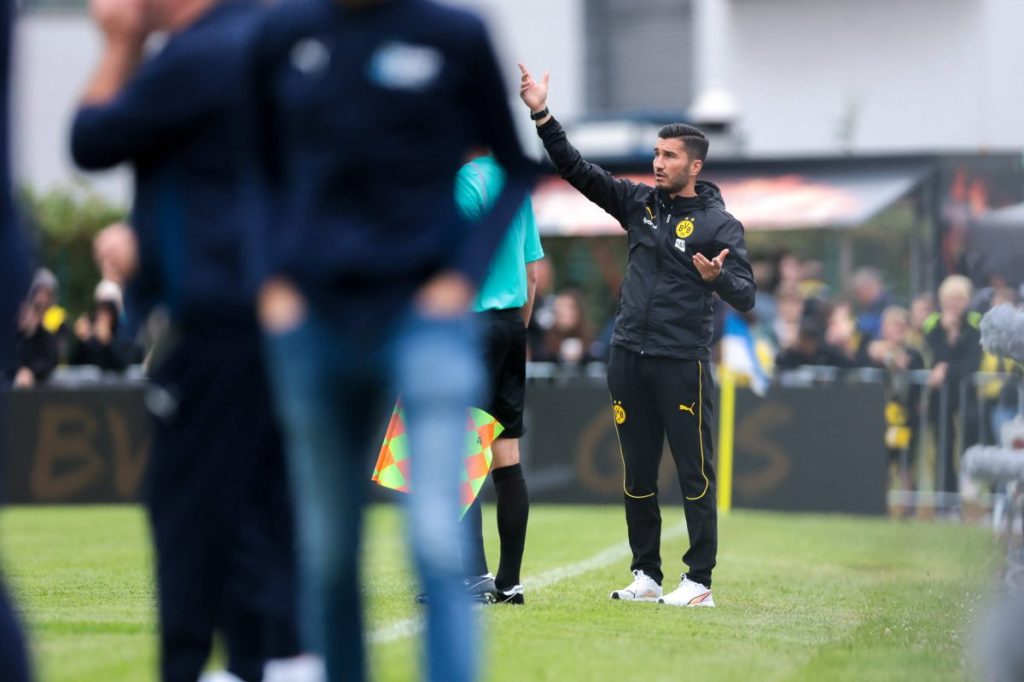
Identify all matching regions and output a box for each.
[537,117,755,361]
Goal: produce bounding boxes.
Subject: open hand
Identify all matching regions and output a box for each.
[258,277,307,334]
[693,248,729,282]
[517,63,549,113]
[416,270,474,318]
[13,367,35,390]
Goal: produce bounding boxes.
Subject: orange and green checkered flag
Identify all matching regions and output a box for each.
[372,402,503,517]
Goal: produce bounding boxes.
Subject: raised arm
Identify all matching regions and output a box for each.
[518,63,642,226]
[444,21,536,289]
[70,0,226,170]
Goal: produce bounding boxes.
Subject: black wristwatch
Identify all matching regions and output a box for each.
[529,107,549,121]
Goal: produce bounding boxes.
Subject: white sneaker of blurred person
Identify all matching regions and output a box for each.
[197,672,244,682]
[264,654,326,682]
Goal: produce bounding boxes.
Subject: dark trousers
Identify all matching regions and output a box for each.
[607,346,717,587]
[0,398,30,682]
[0,582,29,682]
[144,330,300,682]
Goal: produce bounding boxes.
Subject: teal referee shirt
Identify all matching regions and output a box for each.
[455,155,544,312]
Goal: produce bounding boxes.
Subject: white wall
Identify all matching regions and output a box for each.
[13,12,130,202]
[11,1,586,199]
[14,0,1023,200]
[445,0,586,154]
[724,0,1024,155]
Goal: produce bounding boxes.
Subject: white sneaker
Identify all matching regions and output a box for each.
[658,576,715,607]
[609,569,662,602]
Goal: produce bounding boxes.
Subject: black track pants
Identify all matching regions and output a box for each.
[607,346,717,587]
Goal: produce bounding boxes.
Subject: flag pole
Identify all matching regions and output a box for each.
[717,365,735,514]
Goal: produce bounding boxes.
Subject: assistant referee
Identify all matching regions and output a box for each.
[456,150,543,605]
[518,64,755,608]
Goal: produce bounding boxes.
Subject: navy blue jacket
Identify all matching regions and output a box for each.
[70,0,263,330]
[248,0,535,319]
[1,0,30,366]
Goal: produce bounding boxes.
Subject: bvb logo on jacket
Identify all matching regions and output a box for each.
[674,218,694,253]
[675,218,694,238]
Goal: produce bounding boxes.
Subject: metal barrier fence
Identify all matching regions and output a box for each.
[528,362,1023,516]
[773,365,1023,515]
[3,362,1018,516]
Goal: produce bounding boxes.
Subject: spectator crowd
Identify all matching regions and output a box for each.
[6,234,145,388]
[7,226,1021,510]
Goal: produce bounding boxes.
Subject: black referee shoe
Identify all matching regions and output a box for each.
[415,574,497,605]
[495,584,524,605]
[464,574,498,603]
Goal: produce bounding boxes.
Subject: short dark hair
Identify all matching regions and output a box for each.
[658,123,709,162]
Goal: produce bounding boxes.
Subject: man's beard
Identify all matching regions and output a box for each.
[660,176,687,195]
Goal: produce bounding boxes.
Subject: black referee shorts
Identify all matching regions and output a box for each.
[478,308,527,439]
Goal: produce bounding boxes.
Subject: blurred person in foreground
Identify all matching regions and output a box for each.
[924,275,982,497]
[452,150,543,605]
[519,63,754,607]
[249,2,534,680]
[0,0,33,675]
[69,0,303,679]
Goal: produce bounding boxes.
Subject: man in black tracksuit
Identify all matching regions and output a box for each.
[519,64,755,607]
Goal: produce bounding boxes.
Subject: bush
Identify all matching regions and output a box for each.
[17,184,127,318]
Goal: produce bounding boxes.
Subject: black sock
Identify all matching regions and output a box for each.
[459,498,488,577]
[493,463,529,590]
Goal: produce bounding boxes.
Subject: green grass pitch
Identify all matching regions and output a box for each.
[0,504,1000,681]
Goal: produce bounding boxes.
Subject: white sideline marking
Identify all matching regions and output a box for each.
[369,523,687,645]
[369,616,424,644]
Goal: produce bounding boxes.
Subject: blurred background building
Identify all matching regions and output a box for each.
[13,0,1024,200]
